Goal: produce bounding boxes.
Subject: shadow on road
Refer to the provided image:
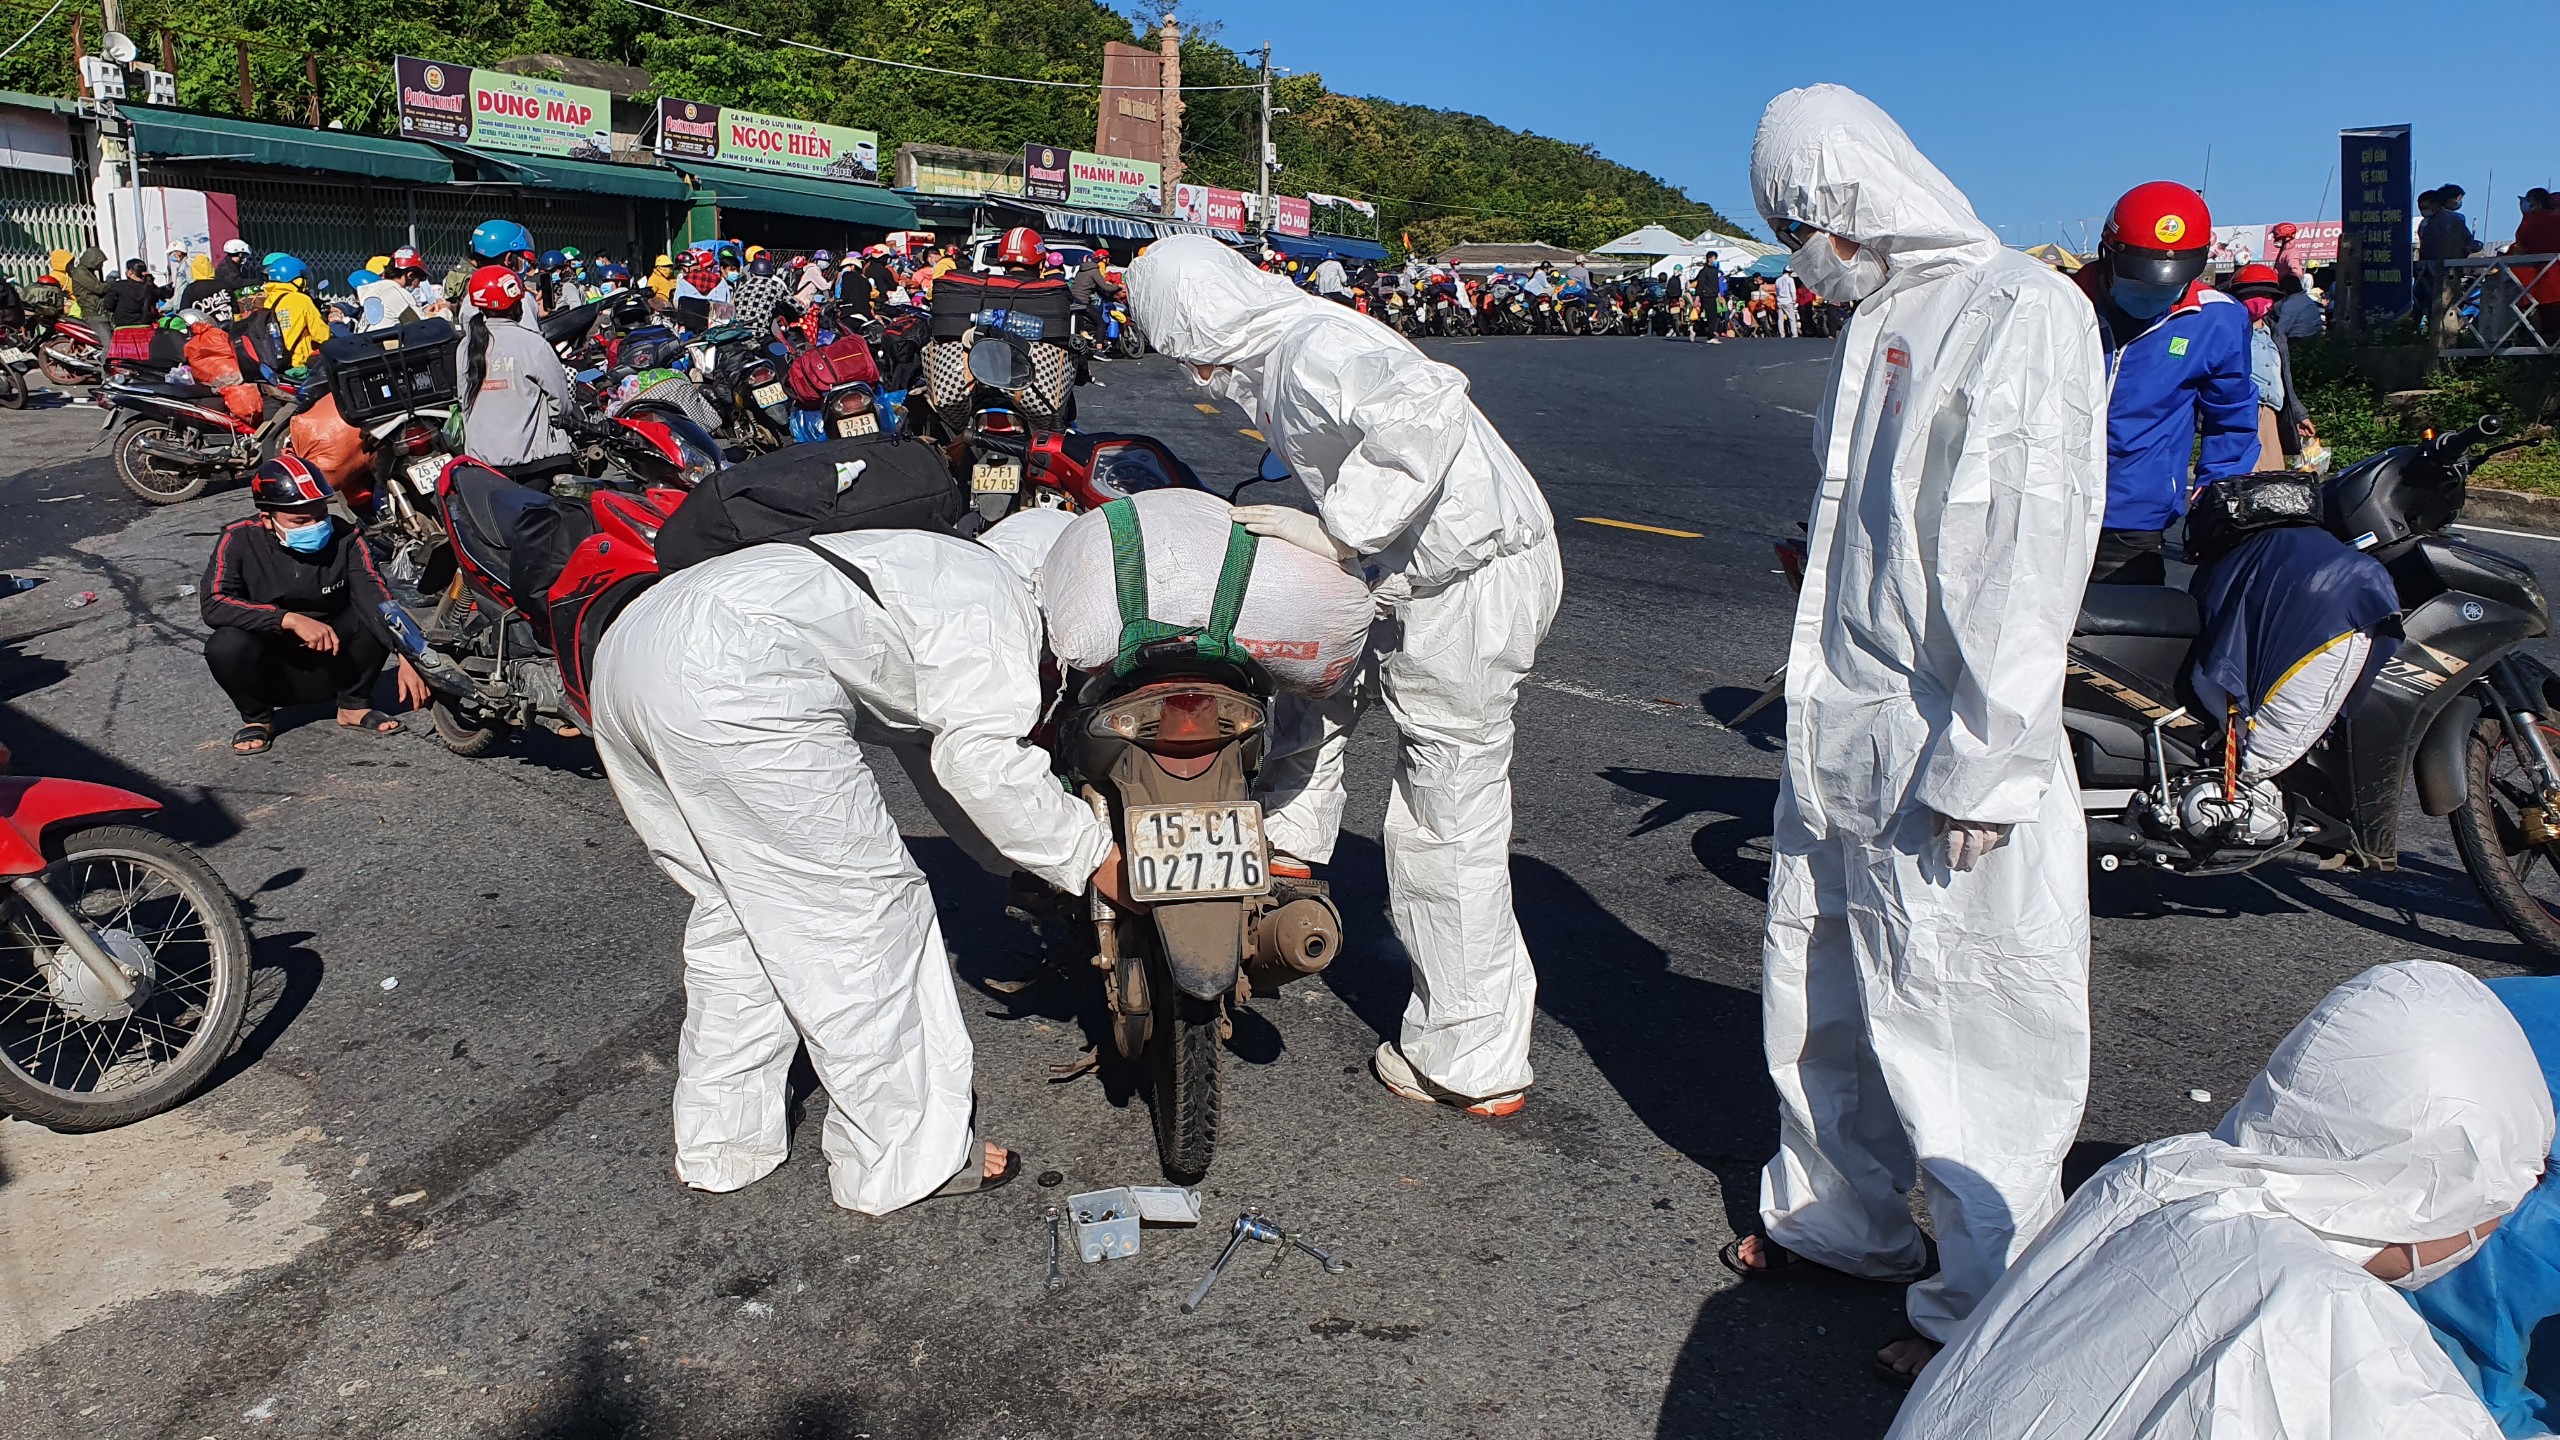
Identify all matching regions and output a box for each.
[503,1329,871,1438]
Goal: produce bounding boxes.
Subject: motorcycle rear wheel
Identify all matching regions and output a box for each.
[0,825,253,1131]
[0,365,26,410]
[113,420,211,505]
[1146,970,1222,1185]
[1116,326,1145,359]
[2448,710,2560,960]
[431,698,514,758]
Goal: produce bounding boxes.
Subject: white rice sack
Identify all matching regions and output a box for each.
[1041,489,1374,695]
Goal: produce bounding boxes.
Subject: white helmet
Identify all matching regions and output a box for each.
[222,238,251,256]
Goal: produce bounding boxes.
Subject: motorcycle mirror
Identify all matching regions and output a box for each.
[967,339,1021,391]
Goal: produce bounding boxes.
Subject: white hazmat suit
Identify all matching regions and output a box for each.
[1889,960,2554,1440]
[1750,85,2109,1339]
[1127,234,1561,1103]
[589,516,1106,1216]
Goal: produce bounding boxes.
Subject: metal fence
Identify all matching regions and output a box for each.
[0,168,97,283]
[2437,254,2559,359]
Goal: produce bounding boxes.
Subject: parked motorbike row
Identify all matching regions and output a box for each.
[1374,274,1782,340]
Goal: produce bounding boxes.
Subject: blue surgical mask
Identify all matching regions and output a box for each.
[276,516,333,553]
[2110,274,2184,320]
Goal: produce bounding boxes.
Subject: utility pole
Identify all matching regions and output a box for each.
[1256,41,1272,236]
[1157,13,1182,211]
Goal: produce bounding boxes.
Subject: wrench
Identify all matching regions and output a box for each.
[1280,1229,1348,1274]
[1184,1213,1278,1313]
[1044,1205,1065,1293]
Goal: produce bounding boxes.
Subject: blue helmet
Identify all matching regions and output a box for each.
[264,253,308,285]
[469,219,535,262]
[346,270,376,293]
[539,249,568,271]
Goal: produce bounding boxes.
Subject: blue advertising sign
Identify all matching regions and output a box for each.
[2340,125,2412,319]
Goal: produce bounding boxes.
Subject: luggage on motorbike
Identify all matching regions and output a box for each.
[925,275,1072,342]
[654,432,965,573]
[288,392,366,486]
[1042,489,1376,696]
[182,322,243,389]
[146,323,188,370]
[2184,471,2325,568]
[19,278,62,320]
[109,325,157,363]
[312,317,459,423]
[870,312,926,393]
[783,333,881,405]
[218,383,264,424]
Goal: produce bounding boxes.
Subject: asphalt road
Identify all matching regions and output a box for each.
[2,337,2557,1439]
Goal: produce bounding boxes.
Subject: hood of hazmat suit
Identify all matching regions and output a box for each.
[1750,83,2111,1346]
[977,506,1075,594]
[1890,960,2553,1440]
[1125,233,1551,588]
[587,530,1110,1217]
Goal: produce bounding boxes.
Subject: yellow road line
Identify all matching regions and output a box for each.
[1194,402,1221,414]
[1240,428,1265,441]
[1578,516,1702,539]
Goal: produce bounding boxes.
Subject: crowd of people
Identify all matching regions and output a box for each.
[66,88,2560,1434]
[1261,247,1840,341]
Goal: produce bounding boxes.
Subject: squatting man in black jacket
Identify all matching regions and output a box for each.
[201,456,428,754]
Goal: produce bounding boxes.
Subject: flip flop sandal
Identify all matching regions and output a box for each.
[919,1144,1021,1203]
[340,708,402,735]
[1717,1233,1806,1281]
[232,722,273,755]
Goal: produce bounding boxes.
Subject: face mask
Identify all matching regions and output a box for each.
[275,516,332,554]
[2390,1225,2491,1291]
[1791,234,1889,303]
[2110,274,2185,320]
[2244,296,2275,321]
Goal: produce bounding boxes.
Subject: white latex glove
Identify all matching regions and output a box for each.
[1231,503,1355,564]
[1367,570,1414,617]
[1934,814,2013,873]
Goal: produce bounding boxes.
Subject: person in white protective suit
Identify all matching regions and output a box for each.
[1718,85,2110,1378]
[1889,959,2554,1440]
[1125,233,1562,1116]
[587,510,1133,1216]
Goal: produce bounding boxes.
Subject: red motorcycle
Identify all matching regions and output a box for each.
[0,770,252,1130]
[402,453,678,755]
[955,418,1213,527]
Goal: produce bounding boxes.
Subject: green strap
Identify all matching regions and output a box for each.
[1098,498,1260,676]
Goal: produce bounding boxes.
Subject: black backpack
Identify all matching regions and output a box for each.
[654,432,965,573]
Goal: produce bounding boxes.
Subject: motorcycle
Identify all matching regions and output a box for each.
[685,325,793,453]
[95,372,286,505]
[1036,503,1345,1181]
[23,313,103,389]
[406,439,681,756]
[954,417,1213,528]
[0,769,253,1130]
[1757,417,2560,956]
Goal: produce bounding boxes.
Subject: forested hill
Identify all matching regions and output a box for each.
[0,0,1746,254]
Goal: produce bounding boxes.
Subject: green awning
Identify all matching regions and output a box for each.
[679,161,916,230]
[124,106,454,185]
[449,147,692,203]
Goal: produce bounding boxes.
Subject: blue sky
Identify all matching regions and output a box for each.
[1179,0,2552,248]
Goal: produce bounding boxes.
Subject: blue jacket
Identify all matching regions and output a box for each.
[2189,524,2399,729]
[2412,976,2560,1437]
[2076,271,2262,531]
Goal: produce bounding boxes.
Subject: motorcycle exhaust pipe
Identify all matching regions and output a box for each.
[1253,895,1342,977]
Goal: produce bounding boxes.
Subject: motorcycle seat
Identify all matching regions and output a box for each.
[2077,583,2202,639]
[112,376,215,400]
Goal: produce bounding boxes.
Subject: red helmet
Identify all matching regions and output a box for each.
[467,264,526,313]
[998,227,1044,267]
[2100,181,2212,289]
[251,453,335,510]
[2228,262,2283,299]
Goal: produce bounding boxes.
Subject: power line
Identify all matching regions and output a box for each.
[0,0,63,64]
[619,0,1265,91]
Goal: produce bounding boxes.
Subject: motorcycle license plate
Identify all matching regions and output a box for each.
[971,461,1021,495]
[405,455,445,492]
[1124,802,1269,902]
[0,347,30,365]
[752,382,788,408]
[835,412,878,438]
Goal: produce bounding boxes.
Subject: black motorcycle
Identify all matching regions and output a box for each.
[2064,417,2560,955]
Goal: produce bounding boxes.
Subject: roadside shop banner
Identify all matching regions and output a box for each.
[2341,124,2413,317]
[1023,144,1071,203]
[655,99,879,184]
[2211,222,2342,271]
[395,57,609,160]
[1174,183,1248,230]
[1271,194,1311,237]
[1069,152,1161,213]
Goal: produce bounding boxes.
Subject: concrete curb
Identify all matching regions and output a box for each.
[2462,485,2560,534]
